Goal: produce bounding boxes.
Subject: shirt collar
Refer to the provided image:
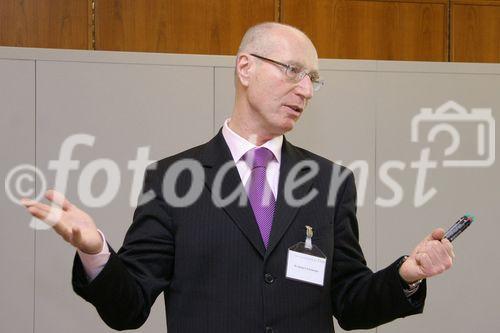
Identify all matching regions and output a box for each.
[222,118,283,163]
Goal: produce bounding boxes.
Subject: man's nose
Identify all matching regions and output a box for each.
[295,75,314,100]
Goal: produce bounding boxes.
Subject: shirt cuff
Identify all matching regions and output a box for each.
[77,229,110,282]
[403,283,421,297]
[396,255,423,298]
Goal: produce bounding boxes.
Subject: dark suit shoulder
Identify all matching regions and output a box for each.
[285,141,352,176]
[146,140,211,174]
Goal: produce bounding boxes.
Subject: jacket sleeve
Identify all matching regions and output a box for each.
[330,170,426,330]
[72,164,174,330]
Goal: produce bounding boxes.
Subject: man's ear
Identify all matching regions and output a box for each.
[235,54,252,87]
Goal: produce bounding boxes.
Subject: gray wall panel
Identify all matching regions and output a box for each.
[34,60,213,332]
[214,67,235,133]
[288,70,377,333]
[0,59,35,333]
[375,72,500,333]
[1,47,499,333]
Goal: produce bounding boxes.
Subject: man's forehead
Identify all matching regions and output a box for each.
[268,30,319,70]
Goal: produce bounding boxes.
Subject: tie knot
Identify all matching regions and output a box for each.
[244,147,274,169]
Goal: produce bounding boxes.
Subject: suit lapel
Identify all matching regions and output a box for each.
[265,138,315,258]
[200,130,266,257]
[198,131,315,258]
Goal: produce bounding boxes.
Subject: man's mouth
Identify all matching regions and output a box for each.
[284,105,303,114]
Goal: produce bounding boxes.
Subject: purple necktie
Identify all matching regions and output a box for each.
[244,147,276,248]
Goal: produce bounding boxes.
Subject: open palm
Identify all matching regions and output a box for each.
[21,190,103,254]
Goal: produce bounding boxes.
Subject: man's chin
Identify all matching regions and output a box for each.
[265,118,297,137]
[278,120,296,135]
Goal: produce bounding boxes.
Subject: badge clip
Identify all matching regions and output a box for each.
[305,225,313,250]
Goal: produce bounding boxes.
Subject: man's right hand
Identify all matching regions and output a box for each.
[21,190,103,254]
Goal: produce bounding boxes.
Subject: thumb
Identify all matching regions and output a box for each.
[72,226,103,254]
[71,226,83,247]
[430,228,445,241]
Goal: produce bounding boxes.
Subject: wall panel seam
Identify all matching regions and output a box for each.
[446,0,451,62]
[91,0,96,50]
[213,67,216,135]
[275,0,282,22]
[32,59,37,333]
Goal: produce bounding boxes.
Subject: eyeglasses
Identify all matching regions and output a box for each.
[250,53,324,92]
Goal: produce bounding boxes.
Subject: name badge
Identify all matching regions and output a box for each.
[286,226,327,286]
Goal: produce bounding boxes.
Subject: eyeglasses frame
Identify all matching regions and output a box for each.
[249,53,324,91]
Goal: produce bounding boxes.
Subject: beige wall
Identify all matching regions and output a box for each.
[1,46,499,332]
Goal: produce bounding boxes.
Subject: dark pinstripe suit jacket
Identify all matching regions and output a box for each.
[72,130,425,332]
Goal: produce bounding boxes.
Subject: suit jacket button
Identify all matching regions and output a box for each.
[264,273,275,284]
[265,326,274,333]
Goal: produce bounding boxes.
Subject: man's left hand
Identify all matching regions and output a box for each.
[399,228,455,283]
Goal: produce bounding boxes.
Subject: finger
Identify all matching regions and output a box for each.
[431,228,445,241]
[26,202,50,218]
[26,204,61,226]
[423,241,453,274]
[422,228,442,243]
[429,241,451,264]
[21,198,66,222]
[410,243,424,257]
[27,205,49,221]
[26,203,74,242]
[430,238,453,258]
[22,199,52,212]
[21,198,54,210]
[28,204,64,227]
[45,205,65,226]
[20,198,39,206]
[416,252,433,276]
[442,238,455,258]
[45,190,72,211]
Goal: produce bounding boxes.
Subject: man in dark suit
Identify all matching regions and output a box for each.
[22,22,454,332]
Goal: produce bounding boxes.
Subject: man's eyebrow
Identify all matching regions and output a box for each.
[288,60,319,73]
[287,60,305,68]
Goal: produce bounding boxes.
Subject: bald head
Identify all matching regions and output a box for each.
[234,22,319,88]
[229,22,319,143]
[237,22,316,58]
